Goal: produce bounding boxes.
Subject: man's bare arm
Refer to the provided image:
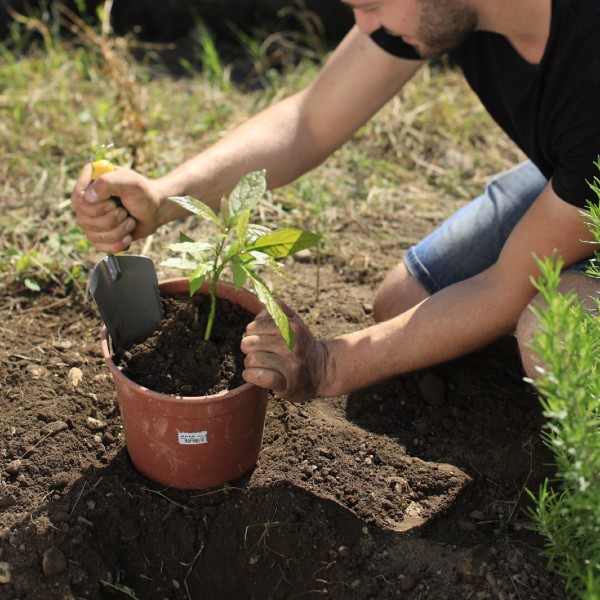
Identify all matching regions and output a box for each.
[243,182,597,400]
[153,26,423,206]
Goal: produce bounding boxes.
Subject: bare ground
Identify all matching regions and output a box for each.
[0,201,565,600]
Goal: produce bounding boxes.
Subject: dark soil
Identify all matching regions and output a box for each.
[0,211,566,599]
[116,294,254,397]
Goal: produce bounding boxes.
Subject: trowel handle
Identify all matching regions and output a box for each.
[112,195,125,210]
[90,159,132,249]
[91,160,127,213]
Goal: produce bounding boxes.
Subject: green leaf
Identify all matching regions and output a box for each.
[168,196,221,227]
[231,258,248,290]
[246,223,272,243]
[247,228,320,259]
[250,252,295,286]
[220,196,231,227]
[223,240,241,261]
[189,273,208,296]
[24,277,41,292]
[191,262,212,279]
[168,241,213,259]
[237,209,251,242]
[160,257,199,271]
[189,263,211,295]
[228,170,267,219]
[244,267,294,350]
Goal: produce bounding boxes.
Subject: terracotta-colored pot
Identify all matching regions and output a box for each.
[101,278,269,490]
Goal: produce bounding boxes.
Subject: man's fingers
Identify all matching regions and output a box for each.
[242,366,287,392]
[74,209,134,252]
[76,206,134,235]
[241,329,291,355]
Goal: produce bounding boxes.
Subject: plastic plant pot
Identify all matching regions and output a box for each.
[101,278,269,489]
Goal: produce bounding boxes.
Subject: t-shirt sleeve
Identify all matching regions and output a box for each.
[552,161,600,209]
[369,28,422,60]
[550,111,600,208]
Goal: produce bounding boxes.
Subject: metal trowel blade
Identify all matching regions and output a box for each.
[89,254,163,350]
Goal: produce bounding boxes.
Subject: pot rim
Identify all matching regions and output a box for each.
[100,328,259,403]
[101,277,265,403]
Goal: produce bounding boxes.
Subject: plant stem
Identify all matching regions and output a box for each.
[204,234,228,341]
[205,275,217,341]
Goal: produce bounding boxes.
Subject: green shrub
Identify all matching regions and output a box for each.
[526,166,600,599]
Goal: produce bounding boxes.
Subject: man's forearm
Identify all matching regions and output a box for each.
[319,272,533,397]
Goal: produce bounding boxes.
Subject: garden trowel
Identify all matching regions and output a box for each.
[89,254,163,350]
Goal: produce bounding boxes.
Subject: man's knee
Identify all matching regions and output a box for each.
[515,298,542,381]
[372,261,430,322]
[516,272,599,381]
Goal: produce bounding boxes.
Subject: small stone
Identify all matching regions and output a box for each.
[0,492,17,508]
[337,545,351,558]
[50,472,71,489]
[25,364,50,379]
[63,352,84,366]
[470,510,486,521]
[67,367,83,387]
[52,511,69,524]
[418,372,446,406]
[42,421,69,437]
[42,548,67,577]
[444,148,475,171]
[0,562,11,584]
[318,448,334,459]
[53,340,73,350]
[86,417,106,431]
[6,460,22,476]
[292,249,313,263]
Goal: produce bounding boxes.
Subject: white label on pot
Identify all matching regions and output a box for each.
[178,431,208,445]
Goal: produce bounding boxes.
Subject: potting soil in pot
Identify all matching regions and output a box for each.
[115,293,254,396]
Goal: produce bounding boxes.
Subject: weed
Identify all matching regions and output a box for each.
[182,18,233,92]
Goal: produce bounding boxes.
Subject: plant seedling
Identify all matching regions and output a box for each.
[162,170,320,350]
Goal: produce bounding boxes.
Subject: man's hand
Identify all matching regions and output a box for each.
[70,163,163,253]
[241,309,329,402]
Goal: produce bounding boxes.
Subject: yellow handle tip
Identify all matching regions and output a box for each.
[91,159,116,181]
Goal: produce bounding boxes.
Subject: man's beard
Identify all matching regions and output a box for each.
[414,0,478,59]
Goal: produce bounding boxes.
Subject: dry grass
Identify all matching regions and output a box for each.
[0,3,523,295]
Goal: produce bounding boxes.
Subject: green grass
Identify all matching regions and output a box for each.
[0,2,522,298]
[0,4,521,300]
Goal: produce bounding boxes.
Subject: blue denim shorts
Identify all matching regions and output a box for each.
[404,161,594,294]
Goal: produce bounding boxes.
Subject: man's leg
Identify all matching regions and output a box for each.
[373,161,548,322]
[516,271,600,381]
[373,262,430,322]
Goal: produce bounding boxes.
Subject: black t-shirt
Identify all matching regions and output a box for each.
[370,0,600,208]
